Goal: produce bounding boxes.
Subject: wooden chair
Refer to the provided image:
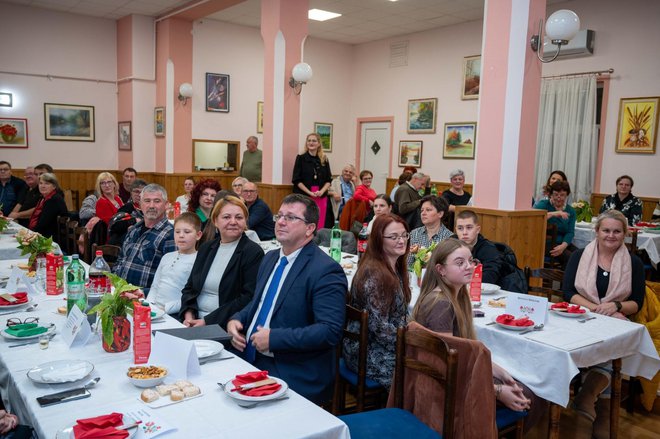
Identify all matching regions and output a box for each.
[332,305,387,415]
[64,220,79,256]
[339,326,458,439]
[91,244,121,267]
[75,226,90,262]
[524,266,565,303]
[56,216,70,253]
[625,228,639,253]
[544,223,560,268]
[314,228,358,254]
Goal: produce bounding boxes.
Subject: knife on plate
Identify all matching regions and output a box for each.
[231,378,277,392]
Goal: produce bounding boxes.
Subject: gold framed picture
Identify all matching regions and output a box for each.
[615,96,658,154]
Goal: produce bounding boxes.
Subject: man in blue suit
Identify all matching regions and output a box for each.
[227,194,347,404]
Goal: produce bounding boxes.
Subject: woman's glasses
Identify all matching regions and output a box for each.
[7,317,39,327]
[383,233,410,241]
[446,258,480,269]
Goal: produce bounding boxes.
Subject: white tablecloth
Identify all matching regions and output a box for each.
[474,291,660,407]
[0,225,24,260]
[0,258,349,439]
[573,222,660,267]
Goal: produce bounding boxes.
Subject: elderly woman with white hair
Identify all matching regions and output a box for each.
[231,177,248,197]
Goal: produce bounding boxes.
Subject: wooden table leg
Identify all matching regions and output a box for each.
[548,403,561,439]
[610,358,622,439]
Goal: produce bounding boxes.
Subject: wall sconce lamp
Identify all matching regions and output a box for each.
[0,92,12,107]
[178,83,193,105]
[288,63,313,95]
[530,9,580,63]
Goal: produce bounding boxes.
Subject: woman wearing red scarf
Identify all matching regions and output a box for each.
[28,173,67,244]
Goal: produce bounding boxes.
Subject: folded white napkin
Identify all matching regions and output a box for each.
[40,363,90,383]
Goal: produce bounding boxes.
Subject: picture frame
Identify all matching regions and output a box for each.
[0,118,28,148]
[443,122,477,159]
[407,98,437,134]
[206,73,230,112]
[257,101,264,133]
[44,103,94,141]
[314,122,333,152]
[154,107,165,137]
[118,121,131,151]
[615,96,658,154]
[398,140,423,167]
[462,55,481,100]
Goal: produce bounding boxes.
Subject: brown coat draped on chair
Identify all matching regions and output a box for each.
[387,322,497,439]
[339,198,368,233]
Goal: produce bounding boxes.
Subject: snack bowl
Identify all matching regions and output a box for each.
[127,365,168,388]
[481,283,501,294]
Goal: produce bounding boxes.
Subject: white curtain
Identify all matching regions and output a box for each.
[534,75,598,202]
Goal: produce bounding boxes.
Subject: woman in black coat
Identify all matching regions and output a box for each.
[180,196,264,329]
[292,132,333,229]
[28,173,68,246]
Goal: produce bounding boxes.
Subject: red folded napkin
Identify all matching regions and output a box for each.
[496,314,534,327]
[551,302,586,314]
[0,292,28,306]
[232,371,282,397]
[73,413,129,439]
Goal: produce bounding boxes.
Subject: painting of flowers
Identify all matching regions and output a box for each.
[0,118,28,148]
[443,122,477,159]
[615,96,658,154]
[407,98,437,134]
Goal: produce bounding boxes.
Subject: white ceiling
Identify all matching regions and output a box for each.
[4,0,567,45]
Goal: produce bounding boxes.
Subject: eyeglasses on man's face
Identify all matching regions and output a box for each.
[273,214,308,224]
[383,233,410,241]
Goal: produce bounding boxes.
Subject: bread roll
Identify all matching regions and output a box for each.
[140,389,159,403]
[170,390,184,401]
[156,384,178,396]
[175,379,193,390]
[182,385,201,398]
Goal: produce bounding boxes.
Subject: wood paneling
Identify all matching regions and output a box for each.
[591,193,659,221]
[455,206,547,270]
[257,183,296,212]
[385,177,474,197]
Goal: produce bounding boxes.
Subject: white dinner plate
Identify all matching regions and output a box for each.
[1,323,55,341]
[550,306,589,318]
[27,359,94,384]
[0,296,33,311]
[193,339,224,359]
[55,414,138,438]
[481,283,501,295]
[222,376,288,402]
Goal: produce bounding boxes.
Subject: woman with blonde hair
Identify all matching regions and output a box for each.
[292,132,333,229]
[94,172,123,225]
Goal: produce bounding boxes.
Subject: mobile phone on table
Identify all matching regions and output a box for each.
[473,309,485,318]
[37,388,91,407]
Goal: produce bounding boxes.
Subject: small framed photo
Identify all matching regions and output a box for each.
[118,121,131,151]
[443,122,477,159]
[398,140,422,167]
[407,98,437,134]
[314,122,333,152]
[462,55,481,100]
[44,103,95,141]
[206,73,230,112]
[0,118,28,148]
[154,107,165,137]
[257,101,264,133]
[615,96,658,154]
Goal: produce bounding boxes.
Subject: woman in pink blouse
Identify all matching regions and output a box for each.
[353,170,377,207]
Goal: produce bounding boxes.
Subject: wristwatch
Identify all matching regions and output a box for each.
[614,301,622,312]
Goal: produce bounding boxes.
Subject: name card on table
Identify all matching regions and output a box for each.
[6,266,38,296]
[505,292,548,325]
[61,306,93,347]
[150,332,201,380]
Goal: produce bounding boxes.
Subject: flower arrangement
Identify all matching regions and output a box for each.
[409,241,438,278]
[15,229,54,268]
[88,272,143,347]
[571,200,593,223]
[0,124,18,143]
[0,215,8,233]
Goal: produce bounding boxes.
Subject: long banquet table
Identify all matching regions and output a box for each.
[0,257,349,439]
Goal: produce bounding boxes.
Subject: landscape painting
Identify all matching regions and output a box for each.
[443,122,476,159]
[44,103,95,141]
[407,98,437,134]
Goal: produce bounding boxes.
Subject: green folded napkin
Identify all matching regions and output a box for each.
[5,323,48,338]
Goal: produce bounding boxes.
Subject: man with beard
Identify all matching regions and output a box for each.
[113,184,174,293]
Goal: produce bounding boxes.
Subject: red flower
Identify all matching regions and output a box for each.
[0,124,18,136]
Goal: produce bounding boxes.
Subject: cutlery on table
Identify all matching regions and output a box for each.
[118,420,142,430]
[518,323,544,335]
[578,316,597,323]
[231,378,277,392]
[199,355,234,365]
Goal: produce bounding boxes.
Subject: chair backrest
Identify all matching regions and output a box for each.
[625,229,638,253]
[56,216,70,253]
[334,304,370,412]
[75,226,90,262]
[64,220,79,256]
[91,244,121,267]
[392,326,458,439]
[63,189,80,212]
[314,228,358,254]
[524,266,565,302]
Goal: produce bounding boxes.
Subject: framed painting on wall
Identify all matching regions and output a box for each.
[314,122,333,152]
[462,55,481,100]
[44,103,94,141]
[257,101,264,133]
[0,118,28,148]
[407,98,437,134]
[118,121,131,151]
[154,107,165,137]
[398,140,422,167]
[206,73,230,112]
[443,122,477,159]
[615,96,658,154]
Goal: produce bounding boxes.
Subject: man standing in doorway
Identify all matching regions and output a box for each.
[240,136,262,182]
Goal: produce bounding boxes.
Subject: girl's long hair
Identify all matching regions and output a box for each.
[412,238,476,340]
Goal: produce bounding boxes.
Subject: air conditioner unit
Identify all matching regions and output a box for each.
[542,29,594,58]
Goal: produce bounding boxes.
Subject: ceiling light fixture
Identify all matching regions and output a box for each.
[308,9,341,22]
[530,9,581,63]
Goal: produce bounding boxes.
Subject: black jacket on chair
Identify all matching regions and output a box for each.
[179,234,264,329]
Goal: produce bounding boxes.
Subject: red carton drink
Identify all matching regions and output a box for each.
[469,264,483,303]
[46,252,64,295]
[133,302,152,364]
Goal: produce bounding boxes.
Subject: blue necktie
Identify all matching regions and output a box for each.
[245,256,289,362]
